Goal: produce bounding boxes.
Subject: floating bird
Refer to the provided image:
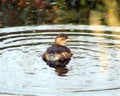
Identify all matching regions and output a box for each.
[42,34,72,62]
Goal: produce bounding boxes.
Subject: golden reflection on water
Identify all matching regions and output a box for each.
[103,0,120,65]
[103,0,120,26]
[89,0,120,79]
[89,10,110,74]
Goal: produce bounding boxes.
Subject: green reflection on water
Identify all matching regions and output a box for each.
[0,0,119,27]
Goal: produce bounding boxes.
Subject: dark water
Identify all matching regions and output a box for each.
[0,25,120,96]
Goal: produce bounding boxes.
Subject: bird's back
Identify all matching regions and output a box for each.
[42,45,72,61]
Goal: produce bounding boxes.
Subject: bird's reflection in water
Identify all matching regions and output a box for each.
[44,59,70,76]
[55,67,68,76]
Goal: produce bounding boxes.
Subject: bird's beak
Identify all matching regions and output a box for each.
[65,38,72,42]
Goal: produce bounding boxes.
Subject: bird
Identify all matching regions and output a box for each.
[42,34,72,62]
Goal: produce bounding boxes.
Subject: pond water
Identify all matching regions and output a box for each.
[0,25,120,96]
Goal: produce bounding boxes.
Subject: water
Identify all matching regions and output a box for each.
[0,25,120,96]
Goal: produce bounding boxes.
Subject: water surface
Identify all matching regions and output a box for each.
[0,25,120,96]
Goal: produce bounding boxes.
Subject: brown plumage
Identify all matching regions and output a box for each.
[42,34,72,62]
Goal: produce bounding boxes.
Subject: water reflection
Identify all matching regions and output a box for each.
[55,67,69,76]
[43,59,70,76]
[0,25,120,95]
[89,10,110,77]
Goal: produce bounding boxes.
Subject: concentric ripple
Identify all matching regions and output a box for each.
[0,25,120,96]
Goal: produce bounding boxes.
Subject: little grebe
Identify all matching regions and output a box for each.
[42,34,72,62]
